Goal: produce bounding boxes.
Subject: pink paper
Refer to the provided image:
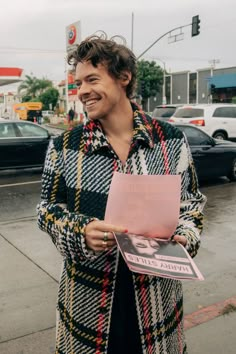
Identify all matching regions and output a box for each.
[105,172,181,239]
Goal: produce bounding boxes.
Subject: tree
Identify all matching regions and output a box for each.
[137,60,164,111]
[18,75,40,99]
[38,87,59,110]
[18,75,53,101]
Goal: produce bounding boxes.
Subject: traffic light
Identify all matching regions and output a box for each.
[191,15,201,37]
[210,84,216,94]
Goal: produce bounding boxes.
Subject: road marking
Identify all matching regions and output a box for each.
[0,180,41,188]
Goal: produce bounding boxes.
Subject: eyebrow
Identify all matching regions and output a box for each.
[75,74,100,84]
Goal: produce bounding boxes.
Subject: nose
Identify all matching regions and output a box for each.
[77,81,91,100]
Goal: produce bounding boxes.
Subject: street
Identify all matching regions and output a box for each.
[0,170,236,353]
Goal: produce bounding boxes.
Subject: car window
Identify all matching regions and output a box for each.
[16,123,48,137]
[152,107,176,118]
[212,106,236,118]
[174,108,204,118]
[0,123,17,138]
[178,126,213,145]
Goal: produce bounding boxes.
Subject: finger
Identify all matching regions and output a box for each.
[172,235,187,246]
[93,240,117,252]
[96,231,115,240]
[93,221,127,233]
[96,239,116,249]
[86,231,115,241]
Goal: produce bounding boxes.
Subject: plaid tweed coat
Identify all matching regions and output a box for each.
[37,103,206,354]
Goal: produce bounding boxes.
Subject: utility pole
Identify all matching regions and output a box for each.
[208,59,220,103]
[209,59,220,77]
[65,58,69,113]
[131,12,134,51]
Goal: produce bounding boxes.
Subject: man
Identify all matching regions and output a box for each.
[68,106,75,128]
[37,35,206,354]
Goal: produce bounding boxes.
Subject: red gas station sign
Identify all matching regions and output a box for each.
[0,67,24,86]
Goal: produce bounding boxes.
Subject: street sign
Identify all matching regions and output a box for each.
[68,84,77,89]
[68,89,78,96]
[66,21,81,52]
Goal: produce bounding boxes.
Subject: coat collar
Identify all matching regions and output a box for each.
[83,101,154,155]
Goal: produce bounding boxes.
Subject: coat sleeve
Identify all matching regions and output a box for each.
[37,139,97,263]
[173,134,207,258]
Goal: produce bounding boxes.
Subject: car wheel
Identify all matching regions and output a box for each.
[213,131,227,140]
[228,158,236,181]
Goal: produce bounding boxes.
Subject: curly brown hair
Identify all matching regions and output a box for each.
[67,34,137,98]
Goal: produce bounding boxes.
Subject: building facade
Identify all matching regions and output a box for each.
[149,65,236,112]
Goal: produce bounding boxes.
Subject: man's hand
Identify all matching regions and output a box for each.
[85,220,126,252]
[172,235,187,247]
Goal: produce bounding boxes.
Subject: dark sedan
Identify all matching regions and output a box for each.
[175,123,236,181]
[0,120,53,170]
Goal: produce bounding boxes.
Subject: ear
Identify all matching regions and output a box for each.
[120,71,132,87]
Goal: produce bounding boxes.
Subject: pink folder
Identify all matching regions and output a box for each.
[105,172,181,239]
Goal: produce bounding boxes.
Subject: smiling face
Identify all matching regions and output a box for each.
[75,60,130,121]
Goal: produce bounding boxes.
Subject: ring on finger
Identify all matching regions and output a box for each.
[102,240,108,248]
[103,232,108,242]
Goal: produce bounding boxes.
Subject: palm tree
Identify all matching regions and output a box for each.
[18,75,53,100]
[18,75,39,98]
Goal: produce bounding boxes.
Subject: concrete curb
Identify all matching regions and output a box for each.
[184,295,236,330]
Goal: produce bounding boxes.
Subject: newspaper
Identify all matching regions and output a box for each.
[114,233,204,281]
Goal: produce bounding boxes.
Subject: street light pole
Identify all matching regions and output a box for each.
[162,61,166,104]
[131,12,134,51]
[137,23,191,60]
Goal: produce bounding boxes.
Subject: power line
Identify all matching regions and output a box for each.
[0,46,64,54]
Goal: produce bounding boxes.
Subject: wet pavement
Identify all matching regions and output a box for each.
[0,174,236,353]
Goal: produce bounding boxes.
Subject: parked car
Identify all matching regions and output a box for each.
[170,104,236,140]
[175,123,236,181]
[152,104,184,121]
[0,120,53,170]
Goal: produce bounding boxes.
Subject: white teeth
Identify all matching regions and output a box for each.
[85,100,98,107]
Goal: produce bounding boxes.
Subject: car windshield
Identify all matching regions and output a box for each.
[177,125,213,145]
[152,107,176,118]
[174,108,204,118]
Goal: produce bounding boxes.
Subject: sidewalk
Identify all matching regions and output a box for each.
[0,217,236,354]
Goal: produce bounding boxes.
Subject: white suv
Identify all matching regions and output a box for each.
[170,104,236,140]
[42,110,54,118]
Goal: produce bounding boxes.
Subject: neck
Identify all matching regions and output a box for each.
[100,100,134,139]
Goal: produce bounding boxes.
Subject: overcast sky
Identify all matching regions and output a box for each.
[1,0,236,91]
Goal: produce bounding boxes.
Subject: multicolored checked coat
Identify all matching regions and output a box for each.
[37,103,206,354]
